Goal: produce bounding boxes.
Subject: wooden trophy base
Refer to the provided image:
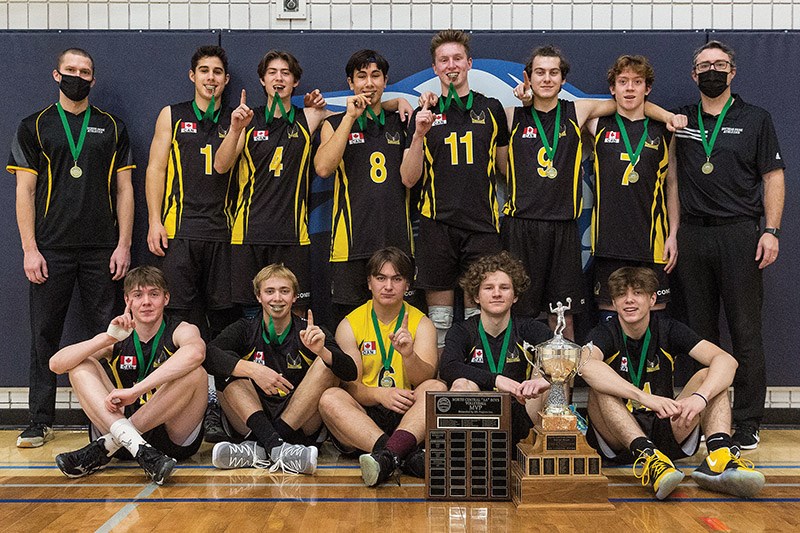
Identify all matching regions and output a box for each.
[511,413,613,510]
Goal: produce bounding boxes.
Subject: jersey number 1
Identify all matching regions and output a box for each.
[200,144,213,175]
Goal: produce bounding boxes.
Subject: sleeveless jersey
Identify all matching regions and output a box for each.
[406,91,509,233]
[160,100,237,242]
[232,105,312,245]
[103,316,181,411]
[591,115,671,263]
[346,300,426,390]
[504,100,583,220]
[327,112,413,262]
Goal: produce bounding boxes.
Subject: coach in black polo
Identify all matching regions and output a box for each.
[7,48,135,448]
[670,41,785,450]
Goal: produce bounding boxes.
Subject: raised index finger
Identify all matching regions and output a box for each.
[401,312,409,330]
[523,70,531,91]
[307,309,314,328]
[123,301,131,318]
[240,89,247,107]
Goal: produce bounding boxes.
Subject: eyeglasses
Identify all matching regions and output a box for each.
[694,60,733,73]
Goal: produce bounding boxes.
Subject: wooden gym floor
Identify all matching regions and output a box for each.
[1,428,798,532]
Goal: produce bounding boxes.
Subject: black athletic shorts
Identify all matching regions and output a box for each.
[415,216,501,291]
[215,375,293,422]
[592,257,670,306]
[230,243,311,306]
[162,238,232,310]
[90,421,204,462]
[501,217,586,316]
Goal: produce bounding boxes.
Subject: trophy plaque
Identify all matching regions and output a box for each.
[512,300,613,510]
[425,391,512,501]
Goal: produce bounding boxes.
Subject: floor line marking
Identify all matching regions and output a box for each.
[94,483,157,533]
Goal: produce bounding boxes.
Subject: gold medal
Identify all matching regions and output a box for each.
[380,375,394,388]
[546,166,558,179]
[70,163,82,178]
[628,170,639,183]
[702,161,714,174]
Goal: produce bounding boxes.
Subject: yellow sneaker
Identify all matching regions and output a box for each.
[634,449,685,500]
[691,447,765,498]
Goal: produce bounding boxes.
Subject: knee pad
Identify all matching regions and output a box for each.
[428,305,454,348]
[464,307,481,320]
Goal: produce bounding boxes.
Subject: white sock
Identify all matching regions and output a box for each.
[110,418,147,457]
[99,432,122,456]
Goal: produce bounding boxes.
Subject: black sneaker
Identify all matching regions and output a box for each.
[16,424,54,448]
[359,449,400,487]
[135,445,177,485]
[204,402,228,444]
[400,447,426,478]
[732,427,760,450]
[55,438,112,478]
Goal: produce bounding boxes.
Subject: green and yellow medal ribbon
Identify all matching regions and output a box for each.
[615,113,650,172]
[622,327,651,389]
[478,317,513,375]
[530,101,561,168]
[371,304,406,374]
[55,102,92,170]
[698,96,734,164]
[261,316,292,345]
[265,96,295,125]
[132,320,167,383]
[192,95,221,123]
[357,106,385,131]
[439,83,474,113]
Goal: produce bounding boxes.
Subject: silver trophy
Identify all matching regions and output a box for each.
[524,299,593,417]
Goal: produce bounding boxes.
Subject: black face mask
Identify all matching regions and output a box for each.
[58,72,92,102]
[697,69,729,99]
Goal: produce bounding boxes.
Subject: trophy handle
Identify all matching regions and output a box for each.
[522,342,541,377]
[577,341,594,376]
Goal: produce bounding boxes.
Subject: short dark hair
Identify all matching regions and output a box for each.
[257,50,302,82]
[345,49,389,79]
[57,48,95,75]
[692,40,736,69]
[460,251,530,302]
[525,45,570,79]
[191,45,229,74]
[366,247,414,283]
[607,267,658,299]
[607,54,655,88]
[124,266,169,295]
[430,29,471,62]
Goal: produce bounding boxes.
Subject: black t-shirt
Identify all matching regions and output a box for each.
[673,95,785,218]
[7,104,134,248]
[440,315,552,390]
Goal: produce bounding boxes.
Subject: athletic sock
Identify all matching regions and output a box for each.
[109,419,147,457]
[385,429,417,460]
[273,417,304,443]
[99,432,122,456]
[372,433,390,454]
[246,411,283,451]
[705,432,733,453]
[630,436,657,458]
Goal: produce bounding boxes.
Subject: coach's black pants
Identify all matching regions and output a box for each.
[674,219,766,428]
[28,248,118,426]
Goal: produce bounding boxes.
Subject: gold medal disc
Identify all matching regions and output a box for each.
[70,164,83,178]
[546,166,558,179]
[702,161,714,174]
[628,170,639,183]
[380,375,394,388]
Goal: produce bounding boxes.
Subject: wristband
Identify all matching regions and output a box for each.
[691,392,708,407]
[107,323,133,342]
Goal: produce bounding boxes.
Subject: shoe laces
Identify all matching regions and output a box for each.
[226,442,270,469]
[634,452,673,487]
[269,443,307,475]
[729,454,756,471]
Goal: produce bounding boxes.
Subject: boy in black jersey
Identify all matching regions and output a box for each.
[402,30,509,348]
[579,267,765,500]
[9,48,135,448]
[206,264,358,475]
[586,55,680,316]
[315,49,414,326]
[145,45,237,338]
[50,267,207,485]
[440,251,552,445]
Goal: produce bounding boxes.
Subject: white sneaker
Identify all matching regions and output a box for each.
[269,442,318,475]
[212,440,271,469]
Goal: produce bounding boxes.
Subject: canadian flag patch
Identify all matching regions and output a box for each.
[254,351,265,365]
[432,113,447,126]
[471,349,484,364]
[522,126,537,139]
[180,122,197,134]
[349,132,365,145]
[120,355,137,370]
[604,131,620,143]
[253,130,269,142]
[362,341,377,355]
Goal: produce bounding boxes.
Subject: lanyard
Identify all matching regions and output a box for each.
[615,114,650,170]
[477,317,513,375]
[265,96,295,125]
[530,101,561,165]
[357,106,385,131]
[622,327,651,389]
[261,316,292,345]
[192,95,221,123]
[371,304,406,371]
[55,102,91,165]
[439,83,473,113]
[132,320,166,383]
[698,96,734,160]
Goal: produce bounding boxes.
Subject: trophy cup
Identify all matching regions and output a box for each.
[511,299,612,510]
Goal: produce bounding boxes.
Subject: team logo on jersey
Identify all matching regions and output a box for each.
[506,349,520,363]
[721,127,743,135]
[86,126,105,134]
[645,135,661,150]
[287,353,303,370]
[287,124,299,138]
[471,348,484,364]
[559,123,568,138]
[604,131,620,143]
[385,131,401,145]
[432,113,447,126]
[253,130,269,141]
[218,126,228,138]
[181,122,198,134]
[620,355,628,372]
[470,110,486,124]
[349,132,365,145]
[119,355,137,370]
[362,340,376,355]
[522,126,538,139]
[253,351,265,365]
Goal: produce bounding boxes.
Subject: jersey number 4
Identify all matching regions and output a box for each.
[444,132,474,165]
